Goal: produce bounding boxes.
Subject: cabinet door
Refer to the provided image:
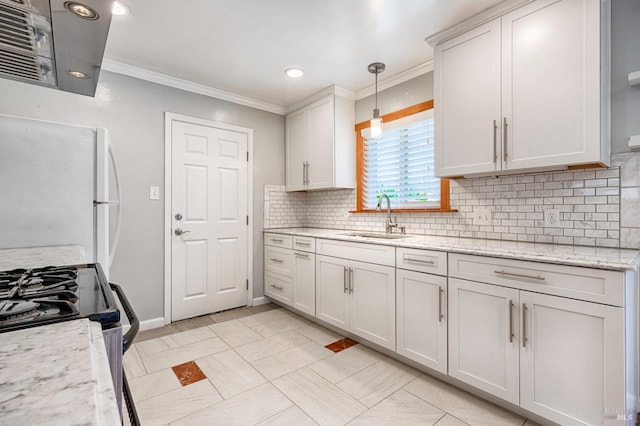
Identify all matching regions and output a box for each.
[502,0,601,170]
[306,96,335,190]
[519,291,624,426]
[396,269,447,373]
[285,108,307,191]
[434,19,502,177]
[448,278,520,404]
[292,251,315,316]
[315,255,349,330]
[350,260,395,350]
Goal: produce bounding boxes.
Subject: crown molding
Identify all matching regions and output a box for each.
[285,85,356,114]
[355,61,434,100]
[101,59,287,115]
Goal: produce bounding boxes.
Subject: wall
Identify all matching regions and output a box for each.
[266,0,640,250]
[0,71,284,322]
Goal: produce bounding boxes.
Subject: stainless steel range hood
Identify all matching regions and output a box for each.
[0,0,112,97]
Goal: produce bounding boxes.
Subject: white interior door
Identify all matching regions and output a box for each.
[171,118,248,321]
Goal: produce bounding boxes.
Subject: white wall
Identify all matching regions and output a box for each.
[0,71,284,322]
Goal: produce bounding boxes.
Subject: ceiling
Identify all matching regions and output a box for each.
[104,0,504,111]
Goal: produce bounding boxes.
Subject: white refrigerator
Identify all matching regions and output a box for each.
[0,114,121,278]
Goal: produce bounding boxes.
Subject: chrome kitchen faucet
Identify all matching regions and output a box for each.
[376,194,405,234]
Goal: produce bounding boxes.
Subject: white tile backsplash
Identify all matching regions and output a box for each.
[264,153,640,249]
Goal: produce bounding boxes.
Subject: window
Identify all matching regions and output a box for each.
[354,101,452,212]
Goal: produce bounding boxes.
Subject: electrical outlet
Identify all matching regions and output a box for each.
[544,208,560,227]
[474,208,492,225]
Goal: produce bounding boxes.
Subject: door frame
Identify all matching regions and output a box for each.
[163,112,254,325]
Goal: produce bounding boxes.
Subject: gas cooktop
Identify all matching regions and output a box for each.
[0,263,120,333]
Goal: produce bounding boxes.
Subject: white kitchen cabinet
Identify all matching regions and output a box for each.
[519,291,624,426]
[448,277,520,404]
[264,235,315,315]
[316,254,395,350]
[431,0,609,178]
[449,253,634,425]
[396,268,448,374]
[285,88,355,191]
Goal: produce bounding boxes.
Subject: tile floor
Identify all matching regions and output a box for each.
[124,304,539,426]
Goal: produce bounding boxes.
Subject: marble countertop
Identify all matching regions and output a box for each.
[0,319,120,425]
[0,245,87,271]
[265,228,640,271]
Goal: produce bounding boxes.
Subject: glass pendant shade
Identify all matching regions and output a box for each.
[370,108,383,138]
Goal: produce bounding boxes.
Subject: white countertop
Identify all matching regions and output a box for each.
[265,228,640,271]
[0,245,87,271]
[0,319,120,425]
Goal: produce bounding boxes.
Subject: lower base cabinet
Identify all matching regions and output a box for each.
[396,268,448,374]
[291,251,315,316]
[449,277,627,426]
[316,254,395,350]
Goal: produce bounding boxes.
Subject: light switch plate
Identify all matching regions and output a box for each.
[149,186,160,200]
[474,208,492,225]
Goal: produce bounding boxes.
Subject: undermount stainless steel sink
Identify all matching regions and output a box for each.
[341,232,408,240]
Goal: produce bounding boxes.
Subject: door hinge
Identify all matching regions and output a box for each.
[246,279,249,290]
[246,151,249,162]
[246,215,249,225]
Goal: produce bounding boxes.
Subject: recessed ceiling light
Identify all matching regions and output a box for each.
[66,70,90,79]
[285,68,304,78]
[112,1,130,16]
[64,2,99,20]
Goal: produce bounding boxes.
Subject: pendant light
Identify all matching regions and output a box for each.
[368,62,385,139]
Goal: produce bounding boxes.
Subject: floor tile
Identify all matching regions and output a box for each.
[256,405,318,426]
[251,314,309,338]
[325,337,358,353]
[348,389,445,425]
[238,308,295,328]
[170,314,217,332]
[139,337,230,373]
[136,379,222,426]
[123,344,146,379]
[235,329,309,362]
[137,327,217,357]
[171,383,293,426]
[403,374,525,426]
[128,368,181,402]
[135,324,181,343]
[337,356,420,408]
[209,307,255,323]
[295,322,344,346]
[248,302,279,314]
[195,349,267,399]
[435,414,471,426]
[172,360,207,386]
[251,340,334,380]
[273,367,366,425]
[208,319,263,347]
[308,344,383,384]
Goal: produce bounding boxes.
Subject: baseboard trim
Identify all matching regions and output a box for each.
[139,317,166,331]
[252,297,269,306]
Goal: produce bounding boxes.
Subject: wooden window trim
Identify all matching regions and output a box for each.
[353,100,455,213]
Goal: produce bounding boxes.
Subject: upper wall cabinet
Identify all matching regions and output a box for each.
[428,0,610,178]
[285,87,355,191]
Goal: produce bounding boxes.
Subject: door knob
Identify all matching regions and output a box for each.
[174,228,191,236]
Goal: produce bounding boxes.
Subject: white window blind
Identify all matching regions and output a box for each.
[361,109,438,209]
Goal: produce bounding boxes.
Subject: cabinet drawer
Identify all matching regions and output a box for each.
[264,233,293,249]
[396,248,447,276]
[264,271,292,305]
[293,236,315,252]
[316,238,395,266]
[264,246,293,276]
[449,253,624,306]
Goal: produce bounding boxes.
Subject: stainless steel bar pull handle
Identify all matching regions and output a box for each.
[294,252,309,258]
[508,300,514,343]
[270,238,283,243]
[503,117,508,160]
[493,120,497,162]
[296,242,310,247]
[343,267,348,293]
[403,255,435,265]
[522,303,528,348]
[349,268,354,294]
[438,287,444,322]
[494,270,545,281]
[270,284,283,291]
[270,258,283,264]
